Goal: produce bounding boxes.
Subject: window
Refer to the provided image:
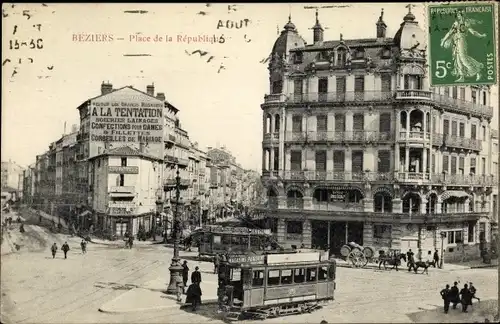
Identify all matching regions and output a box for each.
[318,266,329,281]
[121,157,127,166]
[446,230,463,244]
[250,236,260,247]
[373,224,391,239]
[231,235,241,246]
[252,270,264,286]
[119,174,125,186]
[294,52,303,64]
[306,268,317,282]
[354,76,365,93]
[272,80,283,94]
[482,126,486,140]
[212,235,221,244]
[351,151,364,173]
[353,113,364,131]
[355,49,364,59]
[280,269,293,284]
[443,120,449,135]
[222,234,231,245]
[377,150,391,173]
[381,48,391,59]
[294,80,303,94]
[493,162,498,176]
[459,87,465,99]
[482,92,487,105]
[471,124,477,139]
[444,87,450,97]
[293,268,305,283]
[273,147,279,170]
[267,270,280,286]
[318,78,328,94]
[470,157,476,174]
[379,113,391,134]
[381,74,391,92]
[315,151,326,171]
[317,115,327,131]
[450,156,457,174]
[442,155,449,173]
[333,150,345,172]
[459,123,465,137]
[292,115,302,132]
[451,121,457,136]
[336,76,346,98]
[459,157,465,175]
[482,157,486,175]
[336,49,346,66]
[335,113,345,132]
[468,222,475,243]
[432,154,436,173]
[472,90,477,103]
[290,150,302,171]
[452,86,458,99]
[286,220,303,234]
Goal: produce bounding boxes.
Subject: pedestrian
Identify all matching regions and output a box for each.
[417,248,422,262]
[51,243,58,259]
[191,266,202,285]
[460,283,472,313]
[469,282,481,303]
[213,253,220,274]
[182,260,189,294]
[80,240,87,254]
[434,249,440,268]
[450,281,460,310]
[440,284,451,313]
[426,250,433,267]
[185,282,202,311]
[61,241,70,259]
[406,249,415,272]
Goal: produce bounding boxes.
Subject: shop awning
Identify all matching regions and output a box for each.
[109,192,135,198]
[441,190,470,200]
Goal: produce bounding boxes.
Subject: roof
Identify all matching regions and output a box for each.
[88,145,162,162]
[271,16,306,57]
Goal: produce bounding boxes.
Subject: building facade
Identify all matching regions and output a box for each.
[1,160,25,200]
[258,9,498,262]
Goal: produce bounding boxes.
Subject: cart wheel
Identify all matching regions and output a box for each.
[348,250,367,268]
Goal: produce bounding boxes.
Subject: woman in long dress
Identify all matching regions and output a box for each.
[440,9,487,82]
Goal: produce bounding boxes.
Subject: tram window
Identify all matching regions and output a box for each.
[231,268,241,281]
[241,236,249,247]
[318,266,328,281]
[293,268,305,283]
[329,264,335,280]
[222,234,231,245]
[252,270,264,286]
[231,236,241,245]
[212,235,221,244]
[306,268,317,282]
[280,269,293,284]
[267,270,280,286]
[250,236,260,247]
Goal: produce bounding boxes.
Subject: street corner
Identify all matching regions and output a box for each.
[407,299,498,323]
[98,287,182,314]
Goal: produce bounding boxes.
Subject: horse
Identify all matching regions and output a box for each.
[378,253,407,271]
[408,260,431,274]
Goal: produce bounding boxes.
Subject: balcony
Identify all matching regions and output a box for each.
[165,155,178,164]
[395,89,432,100]
[177,158,189,167]
[109,186,134,193]
[263,93,287,104]
[267,197,279,209]
[396,172,430,182]
[282,171,394,182]
[263,132,279,143]
[430,173,496,186]
[287,198,304,210]
[312,201,364,212]
[398,131,430,141]
[109,202,135,208]
[432,134,482,151]
[285,131,393,143]
[108,205,137,216]
[287,91,393,104]
[164,178,190,187]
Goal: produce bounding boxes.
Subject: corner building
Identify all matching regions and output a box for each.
[259,9,497,262]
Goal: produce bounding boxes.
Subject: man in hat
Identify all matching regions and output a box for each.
[191,266,202,285]
[450,281,460,309]
[182,260,189,294]
[440,284,451,313]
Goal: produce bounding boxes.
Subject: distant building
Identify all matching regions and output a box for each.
[1,160,25,199]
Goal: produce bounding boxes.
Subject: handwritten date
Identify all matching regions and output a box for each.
[9,39,44,50]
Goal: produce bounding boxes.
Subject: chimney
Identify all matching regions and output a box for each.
[376,8,387,40]
[71,124,78,133]
[101,81,113,95]
[156,92,165,101]
[312,9,324,44]
[146,84,155,96]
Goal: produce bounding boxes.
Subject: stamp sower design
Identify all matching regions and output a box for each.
[428,3,497,86]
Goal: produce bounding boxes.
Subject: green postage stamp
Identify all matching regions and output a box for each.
[428,3,497,86]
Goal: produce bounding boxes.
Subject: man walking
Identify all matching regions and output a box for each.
[440,284,451,314]
[51,243,58,259]
[406,249,415,272]
[191,266,202,285]
[433,249,440,268]
[61,241,70,259]
[182,260,189,294]
[450,281,460,310]
[469,282,481,303]
[460,283,472,313]
[80,240,87,254]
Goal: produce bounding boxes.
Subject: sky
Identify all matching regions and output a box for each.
[1,3,498,170]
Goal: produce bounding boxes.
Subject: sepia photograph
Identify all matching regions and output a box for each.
[1,2,498,323]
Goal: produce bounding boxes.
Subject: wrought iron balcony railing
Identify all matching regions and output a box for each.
[282,171,393,182]
[432,134,482,151]
[287,91,393,104]
[285,131,393,142]
[263,132,280,142]
[398,131,431,140]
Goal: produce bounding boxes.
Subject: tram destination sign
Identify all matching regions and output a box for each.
[202,225,271,235]
[227,254,266,264]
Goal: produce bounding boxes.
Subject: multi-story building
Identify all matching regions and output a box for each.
[1,160,25,200]
[258,9,497,262]
[22,164,36,206]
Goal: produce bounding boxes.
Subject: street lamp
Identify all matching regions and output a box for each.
[166,169,184,294]
[440,231,446,269]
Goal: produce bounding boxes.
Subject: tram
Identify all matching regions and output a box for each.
[217,250,336,320]
[190,225,277,258]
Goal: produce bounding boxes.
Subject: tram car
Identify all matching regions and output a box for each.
[217,250,336,320]
[189,225,277,258]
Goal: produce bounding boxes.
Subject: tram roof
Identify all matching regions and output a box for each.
[191,225,272,236]
[224,250,332,266]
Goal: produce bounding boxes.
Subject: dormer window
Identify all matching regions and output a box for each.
[294,52,303,64]
[355,49,365,59]
[381,48,391,59]
[319,51,329,61]
[272,80,283,94]
[336,48,346,66]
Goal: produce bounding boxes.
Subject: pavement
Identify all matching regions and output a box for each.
[334,257,496,271]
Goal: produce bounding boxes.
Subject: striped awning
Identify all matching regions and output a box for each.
[441,190,470,200]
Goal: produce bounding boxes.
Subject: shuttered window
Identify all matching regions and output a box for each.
[471,124,477,139]
[443,155,449,173]
[444,87,450,97]
[294,80,303,94]
[472,90,477,103]
[273,148,279,170]
[459,157,465,174]
[353,114,364,131]
[452,86,458,99]
[354,76,365,93]
[335,113,345,132]
[451,156,457,174]
[379,113,391,133]
[432,154,436,173]
[315,151,326,171]
[336,76,346,93]
[377,150,390,173]
[333,151,345,172]
[292,115,302,132]
[470,157,476,174]
[318,78,328,93]
[317,115,327,131]
[351,150,364,173]
[290,150,302,171]
[451,121,457,136]
[443,120,450,135]
[459,123,465,137]
[460,87,465,99]
[381,74,391,92]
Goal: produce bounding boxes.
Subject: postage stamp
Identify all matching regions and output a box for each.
[428,2,497,86]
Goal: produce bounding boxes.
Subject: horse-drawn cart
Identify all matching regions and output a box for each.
[340,242,375,268]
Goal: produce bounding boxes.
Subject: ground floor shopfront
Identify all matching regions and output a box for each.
[93,212,155,237]
[265,213,493,263]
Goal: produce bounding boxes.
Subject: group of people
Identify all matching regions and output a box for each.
[440,281,480,313]
[406,248,441,271]
[50,240,87,259]
[181,260,203,311]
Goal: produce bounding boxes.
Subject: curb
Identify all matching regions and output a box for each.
[98,298,219,314]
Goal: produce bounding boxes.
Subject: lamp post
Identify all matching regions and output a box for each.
[440,231,446,269]
[166,169,184,294]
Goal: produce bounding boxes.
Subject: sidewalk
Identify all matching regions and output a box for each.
[334,258,475,271]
